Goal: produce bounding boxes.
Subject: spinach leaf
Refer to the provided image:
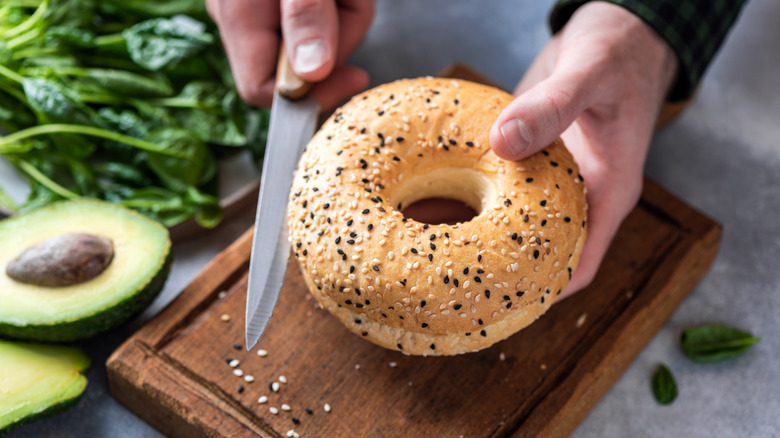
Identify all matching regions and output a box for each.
[120,186,194,227]
[123,16,213,71]
[186,185,221,228]
[22,77,93,125]
[102,0,208,20]
[44,26,95,48]
[680,325,760,363]
[83,68,173,97]
[145,128,215,193]
[651,364,677,405]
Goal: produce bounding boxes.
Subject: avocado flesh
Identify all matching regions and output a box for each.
[0,199,171,341]
[0,340,90,434]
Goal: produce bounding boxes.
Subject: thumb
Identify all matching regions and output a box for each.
[490,72,594,160]
[281,0,338,81]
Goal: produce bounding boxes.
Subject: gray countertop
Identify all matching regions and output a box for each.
[7,0,779,436]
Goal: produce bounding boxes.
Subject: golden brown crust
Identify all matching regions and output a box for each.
[288,78,587,355]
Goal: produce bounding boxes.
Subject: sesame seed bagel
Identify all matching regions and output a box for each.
[288,77,587,356]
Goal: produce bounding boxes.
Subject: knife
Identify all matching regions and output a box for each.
[245,44,320,351]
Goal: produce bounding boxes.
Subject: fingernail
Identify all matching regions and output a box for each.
[500,119,532,157]
[293,40,326,74]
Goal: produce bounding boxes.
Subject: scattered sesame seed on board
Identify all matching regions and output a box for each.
[218,290,227,299]
[257,349,268,357]
[389,362,397,368]
[258,396,268,404]
[324,403,332,413]
[279,375,288,384]
[244,375,254,383]
[499,352,506,361]
[233,369,243,377]
[271,382,280,392]
[576,313,587,328]
[229,359,239,368]
[281,404,291,411]
[269,407,279,415]
[220,314,231,322]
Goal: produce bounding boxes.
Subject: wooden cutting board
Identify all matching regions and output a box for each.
[107,66,719,438]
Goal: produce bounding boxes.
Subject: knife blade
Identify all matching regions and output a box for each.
[245,46,319,351]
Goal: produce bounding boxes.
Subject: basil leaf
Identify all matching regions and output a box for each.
[652,364,677,405]
[681,325,761,363]
[123,16,213,71]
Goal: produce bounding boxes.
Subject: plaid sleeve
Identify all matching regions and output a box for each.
[549,0,748,101]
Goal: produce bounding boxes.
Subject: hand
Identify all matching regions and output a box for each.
[207,0,374,109]
[489,2,679,298]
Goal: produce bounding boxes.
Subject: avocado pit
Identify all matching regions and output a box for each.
[6,233,114,287]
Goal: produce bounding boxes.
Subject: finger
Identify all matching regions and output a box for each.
[334,0,375,65]
[309,65,369,110]
[210,0,280,107]
[559,173,643,299]
[281,0,339,81]
[489,70,596,161]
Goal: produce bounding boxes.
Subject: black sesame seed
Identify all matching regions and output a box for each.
[430,344,436,349]
[541,220,547,226]
[504,295,510,301]
[362,331,368,336]
[463,267,469,275]
[478,254,482,262]
[517,235,523,244]
[345,300,352,305]
[362,209,370,214]
[422,323,428,328]
[225,357,233,364]
[550,161,559,167]
[524,214,530,222]
[511,233,518,240]
[347,239,355,244]
[480,330,487,337]
[397,137,404,142]
[453,304,462,310]
[306,408,314,415]
[302,200,308,208]
[443,276,449,284]
[454,99,459,104]
[410,248,418,254]
[485,290,491,298]
[430,234,436,240]
[478,319,483,325]
[453,279,459,287]
[397,343,403,350]
[449,139,456,145]
[378,110,384,116]
[423,224,429,229]
[350,266,355,273]
[347,219,353,226]
[504,199,512,207]
[540,200,547,206]
[542,150,549,156]
[564,217,571,223]
[335,237,341,244]
[350,232,358,238]
[466,141,474,147]
[526,177,534,183]
[534,249,540,259]
[428,254,433,261]
[516,291,525,297]
[233,344,241,350]
[238,385,244,393]
[465,332,471,336]
[393,156,401,161]
[474,276,481,283]
[372,265,380,272]
[445,232,450,238]
[292,417,300,425]
[430,243,436,250]
[355,319,361,324]
[541,296,545,304]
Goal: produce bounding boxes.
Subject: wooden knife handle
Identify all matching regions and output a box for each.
[276,42,313,100]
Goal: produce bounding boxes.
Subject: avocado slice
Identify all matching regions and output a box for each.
[0,340,90,434]
[0,199,171,342]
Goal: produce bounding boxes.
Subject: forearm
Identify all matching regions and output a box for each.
[549,0,749,101]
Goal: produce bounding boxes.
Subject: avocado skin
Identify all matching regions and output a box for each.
[0,392,86,436]
[0,252,172,342]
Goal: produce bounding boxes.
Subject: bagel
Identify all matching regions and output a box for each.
[287,77,587,356]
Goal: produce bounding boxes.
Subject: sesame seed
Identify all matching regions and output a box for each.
[270,407,279,415]
[324,403,332,413]
[389,362,397,368]
[281,404,291,411]
[258,396,268,404]
[220,314,231,322]
[244,375,255,383]
[229,359,240,368]
[272,382,280,392]
[257,349,268,357]
[233,369,243,377]
[279,375,288,383]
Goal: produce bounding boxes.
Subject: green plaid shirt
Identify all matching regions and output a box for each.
[550,0,748,101]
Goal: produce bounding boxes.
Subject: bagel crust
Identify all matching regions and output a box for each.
[288,78,587,356]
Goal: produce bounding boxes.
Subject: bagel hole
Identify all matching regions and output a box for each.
[390,167,496,225]
[402,198,478,225]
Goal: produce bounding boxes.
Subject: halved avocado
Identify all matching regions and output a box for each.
[0,199,171,342]
[0,340,90,434]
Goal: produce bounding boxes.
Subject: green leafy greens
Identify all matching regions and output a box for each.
[680,324,761,363]
[651,364,677,405]
[0,0,268,228]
